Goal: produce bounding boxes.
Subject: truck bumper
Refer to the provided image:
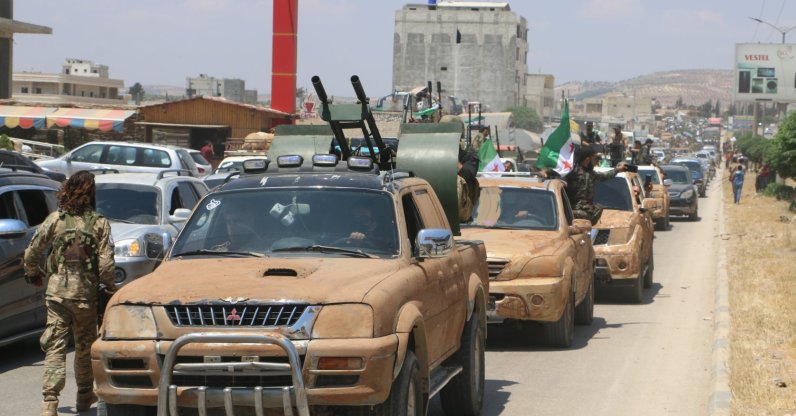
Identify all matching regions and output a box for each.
[593,250,640,287]
[113,256,158,286]
[92,334,398,408]
[486,277,566,323]
[668,199,697,216]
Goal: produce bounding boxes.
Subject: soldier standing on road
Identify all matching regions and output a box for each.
[564,146,629,225]
[638,138,655,165]
[580,121,601,146]
[23,171,117,416]
[608,126,627,167]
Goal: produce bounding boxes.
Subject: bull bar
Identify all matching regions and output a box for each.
[157,332,310,416]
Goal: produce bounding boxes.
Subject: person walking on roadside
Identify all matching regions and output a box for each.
[23,171,117,416]
[730,165,745,204]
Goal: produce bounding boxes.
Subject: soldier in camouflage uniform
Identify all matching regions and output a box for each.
[638,138,655,165]
[24,170,116,416]
[565,146,629,225]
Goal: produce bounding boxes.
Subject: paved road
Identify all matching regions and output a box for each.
[0,180,720,416]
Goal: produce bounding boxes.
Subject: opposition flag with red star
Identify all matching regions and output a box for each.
[537,100,575,176]
[478,138,505,174]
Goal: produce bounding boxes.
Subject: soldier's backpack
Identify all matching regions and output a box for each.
[47,212,99,274]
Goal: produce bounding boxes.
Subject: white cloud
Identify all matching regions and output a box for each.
[577,0,643,19]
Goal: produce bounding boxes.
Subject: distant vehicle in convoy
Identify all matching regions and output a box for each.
[93,170,208,285]
[670,157,707,197]
[461,173,595,347]
[36,141,200,178]
[636,165,671,231]
[591,170,655,302]
[0,170,61,347]
[660,165,699,221]
[0,149,66,181]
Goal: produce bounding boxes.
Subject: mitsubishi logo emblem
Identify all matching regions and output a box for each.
[226,308,241,322]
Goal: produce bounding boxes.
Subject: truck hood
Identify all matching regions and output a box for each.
[113,257,403,305]
[460,227,563,259]
[595,209,634,229]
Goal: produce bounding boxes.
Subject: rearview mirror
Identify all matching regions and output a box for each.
[169,208,192,223]
[415,229,453,259]
[0,219,28,239]
[663,179,672,186]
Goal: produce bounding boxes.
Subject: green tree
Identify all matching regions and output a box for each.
[714,100,721,117]
[0,134,15,151]
[675,96,683,109]
[505,106,543,133]
[128,82,145,105]
[765,110,796,179]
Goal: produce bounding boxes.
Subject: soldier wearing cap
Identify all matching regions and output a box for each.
[564,146,629,225]
[580,121,601,145]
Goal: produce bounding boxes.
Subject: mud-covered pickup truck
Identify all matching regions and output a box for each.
[591,170,655,303]
[93,156,489,416]
[637,165,671,231]
[460,174,595,347]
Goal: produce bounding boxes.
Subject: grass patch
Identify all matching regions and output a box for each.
[726,173,796,415]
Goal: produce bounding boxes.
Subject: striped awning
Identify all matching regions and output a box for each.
[47,108,136,132]
[0,105,55,129]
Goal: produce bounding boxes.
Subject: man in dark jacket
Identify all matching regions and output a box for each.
[565,147,628,225]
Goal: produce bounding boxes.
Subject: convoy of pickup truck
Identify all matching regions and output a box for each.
[84,77,704,416]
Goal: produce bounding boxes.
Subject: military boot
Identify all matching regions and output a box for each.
[41,398,58,416]
[75,389,97,412]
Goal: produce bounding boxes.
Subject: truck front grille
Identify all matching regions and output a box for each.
[164,304,308,327]
[487,258,510,280]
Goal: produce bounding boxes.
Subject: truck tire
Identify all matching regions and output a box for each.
[368,350,423,416]
[689,207,699,221]
[625,270,644,303]
[543,290,574,347]
[643,257,654,289]
[574,276,594,325]
[98,402,155,416]
[655,216,669,231]
[440,312,485,416]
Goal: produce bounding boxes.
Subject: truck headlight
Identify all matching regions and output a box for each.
[103,305,159,339]
[607,227,634,245]
[312,304,373,339]
[680,189,694,199]
[519,255,562,278]
[114,238,142,257]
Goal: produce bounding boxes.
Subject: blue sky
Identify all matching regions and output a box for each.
[10,0,795,96]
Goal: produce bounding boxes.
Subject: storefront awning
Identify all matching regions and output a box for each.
[47,108,136,132]
[0,105,55,129]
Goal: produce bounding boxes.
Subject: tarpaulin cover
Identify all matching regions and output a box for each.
[46,108,135,132]
[0,105,55,129]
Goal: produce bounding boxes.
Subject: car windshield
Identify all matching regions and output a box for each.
[191,152,209,165]
[170,188,399,258]
[663,169,690,184]
[594,177,633,211]
[674,161,702,173]
[96,184,160,225]
[215,160,244,173]
[638,169,660,184]
[464,187,558,231]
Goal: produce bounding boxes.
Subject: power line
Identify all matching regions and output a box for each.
[753,0,766,41]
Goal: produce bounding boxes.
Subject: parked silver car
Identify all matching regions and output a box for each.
[37,141,200,178]
[187,149,212,176]
[94,170,208,285]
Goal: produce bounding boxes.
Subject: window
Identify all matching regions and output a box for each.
[21,87,29,94]
[70,144,104,163]
[104,145,138,165]
[17,190,57,226]
[191,183,208,199]
[35,88,42,94]
[170,182,200,214]
[140,149,171,168]
[90,92,94,97]
[0,192,18,220]
[561,191,574,225]
[401,193,424,254]
[176,150,196,172]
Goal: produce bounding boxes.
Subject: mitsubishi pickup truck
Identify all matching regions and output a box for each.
[591,169,655,303]
[460,174,595,348]
[92,75,489,416]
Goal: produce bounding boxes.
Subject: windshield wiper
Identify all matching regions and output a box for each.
[271,245,376,258]
[172,249,265,258]
[106,217,136,224]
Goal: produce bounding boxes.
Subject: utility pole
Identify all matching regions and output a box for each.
[749,17,796,44]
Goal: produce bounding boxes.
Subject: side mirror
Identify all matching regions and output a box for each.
[569,218,592,235]
[663,179,672,186]
[168,208,192,223]
[693,179,703,184]
[415,229,453,259]
[144,232,171,259]
[0,219,28,239]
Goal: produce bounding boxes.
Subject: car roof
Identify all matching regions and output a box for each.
[94,171,202,186]
[219,172,385,192]
[0,169,61,188]
[476,176,561,191]
[661,165,690,172]
[82,141,181,152]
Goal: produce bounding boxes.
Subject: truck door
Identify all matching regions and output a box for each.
[562,190,589,300]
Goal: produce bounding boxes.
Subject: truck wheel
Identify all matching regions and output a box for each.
[643,257,654,289]
[98,402,155,416]
[689,208,698,221]
[574,276,594,326]
[440,312,485,416]
[625,270,644,303]
[543,290,574,347]
[369,350,423,416]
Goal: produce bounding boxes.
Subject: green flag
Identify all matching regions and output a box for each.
[537,101,575,175]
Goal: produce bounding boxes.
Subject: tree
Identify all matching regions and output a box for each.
[505,106,543,133]
[128,82,145,105]
[714,100,721,117]
[675,96,683,109]
[765,110,796,179]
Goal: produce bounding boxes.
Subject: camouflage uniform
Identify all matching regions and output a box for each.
[565,166,619,225]
[638,143,654,165]
[23,210,115,411]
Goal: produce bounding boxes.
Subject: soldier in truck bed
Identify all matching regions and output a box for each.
[564,146,629,225]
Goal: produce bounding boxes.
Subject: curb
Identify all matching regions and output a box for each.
[709,176,731,415]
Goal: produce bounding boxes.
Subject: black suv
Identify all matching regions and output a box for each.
[0,150,66,182]
[0,169,61,347]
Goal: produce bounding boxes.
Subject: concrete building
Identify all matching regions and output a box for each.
[393,1,528,112]
[11,59,126,105]
[0,0,52,99]
[186,74,258,104]
[524,74,555,121]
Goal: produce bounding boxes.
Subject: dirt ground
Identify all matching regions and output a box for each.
[725,172,796,415]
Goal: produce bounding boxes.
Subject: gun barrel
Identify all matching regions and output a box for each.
[312,75,329,104]
[350,75,368,104]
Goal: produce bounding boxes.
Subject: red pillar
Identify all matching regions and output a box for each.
[271,0,298,118]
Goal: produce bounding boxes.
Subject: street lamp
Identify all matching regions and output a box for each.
[749,17,796,44]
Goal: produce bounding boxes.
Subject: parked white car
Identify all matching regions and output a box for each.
[37,141,200,178]
[187,149,212,176]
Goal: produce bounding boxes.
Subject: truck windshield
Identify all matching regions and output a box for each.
[465,187,558,231]
[594,178,633,211]
[638,169,660,184]
[96,184,160,225]
[170,189,399,258]
[663,169,690,184]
